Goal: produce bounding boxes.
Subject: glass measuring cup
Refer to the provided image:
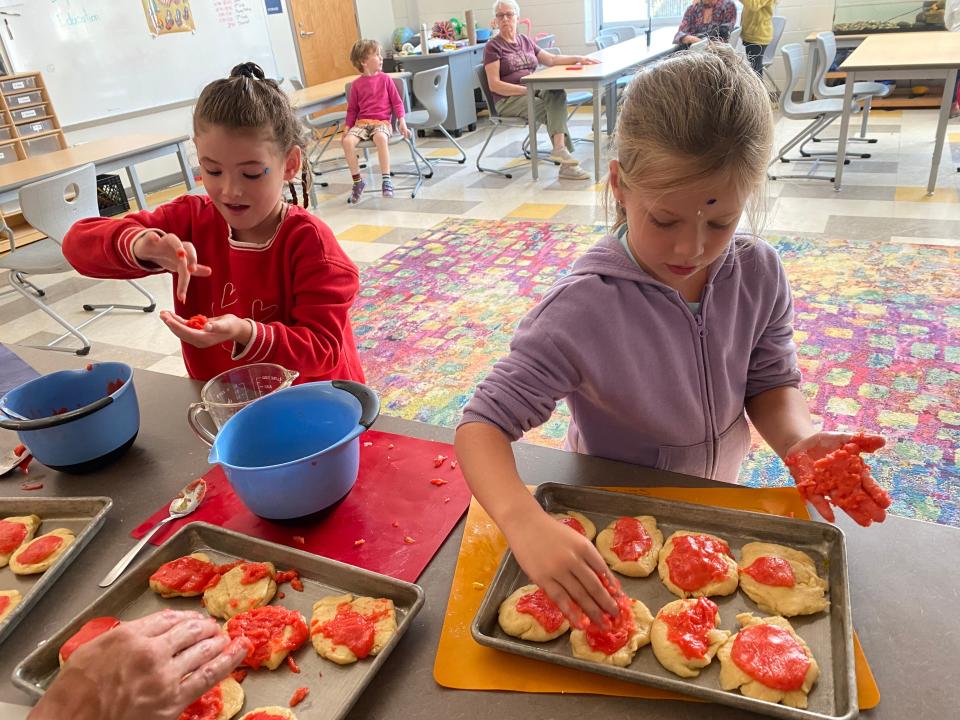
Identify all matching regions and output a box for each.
[187,363,299,445]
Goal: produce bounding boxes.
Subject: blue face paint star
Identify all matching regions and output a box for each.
[263,167,270,175]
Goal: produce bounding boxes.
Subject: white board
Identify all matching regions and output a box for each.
[1,0,279,126]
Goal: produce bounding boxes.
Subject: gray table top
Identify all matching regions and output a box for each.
[1,348,958,718]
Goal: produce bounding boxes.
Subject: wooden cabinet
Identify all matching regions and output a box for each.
[0,72,68,164]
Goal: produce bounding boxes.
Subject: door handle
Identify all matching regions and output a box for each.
[300,30,315,37]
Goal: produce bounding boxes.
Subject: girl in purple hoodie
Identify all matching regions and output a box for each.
[455,46,886,625]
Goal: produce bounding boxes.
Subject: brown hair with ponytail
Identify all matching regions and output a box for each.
[193,62,311,207]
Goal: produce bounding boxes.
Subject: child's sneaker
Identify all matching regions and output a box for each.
[348,179,365,204]
[382,179,395,198]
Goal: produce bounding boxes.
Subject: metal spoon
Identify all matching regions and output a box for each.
[98,478,207,587]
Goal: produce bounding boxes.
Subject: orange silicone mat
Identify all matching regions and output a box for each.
[434,486,879,710]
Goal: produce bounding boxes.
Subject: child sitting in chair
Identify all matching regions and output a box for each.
[342,39,410,204]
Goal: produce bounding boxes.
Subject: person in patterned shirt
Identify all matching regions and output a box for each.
[674,0,738,45]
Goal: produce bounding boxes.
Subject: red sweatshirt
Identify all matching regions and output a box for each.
[63,194,365,384]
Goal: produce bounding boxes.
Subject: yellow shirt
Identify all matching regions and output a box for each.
[741,0,776,45]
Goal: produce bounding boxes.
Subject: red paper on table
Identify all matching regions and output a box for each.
[131,430,470,583]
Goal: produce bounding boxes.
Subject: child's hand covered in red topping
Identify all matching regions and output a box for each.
[160,311,252,349]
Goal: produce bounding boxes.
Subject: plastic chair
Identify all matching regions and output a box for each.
[405,66,467,166]
[760,16,787,98]
[768,44,851,183]
[813,31,891,145]
[595,29,622,50]
[474,65,558,178]
[0,164,156,355]
[728,26,742,54]
[689,38,710,53]
[344,74,431,198]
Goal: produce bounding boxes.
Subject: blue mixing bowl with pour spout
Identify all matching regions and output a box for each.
[208,380,380,520]
[0,362,139,472]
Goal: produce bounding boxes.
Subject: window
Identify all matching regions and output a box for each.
[600,0,686,26]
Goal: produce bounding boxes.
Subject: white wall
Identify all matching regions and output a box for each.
[61,0,301,190]
[357,0,397,47]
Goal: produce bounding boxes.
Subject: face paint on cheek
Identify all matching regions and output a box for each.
[263,167,270,175]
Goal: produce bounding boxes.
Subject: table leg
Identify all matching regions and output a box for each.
[594,83,603,182]
[804,45,817,103]
[177,141,197,191]
[927,68,956,196]
[605,80,617,135]
[527,88,538,181]
[127,165,148,211]
[834,72,855,192]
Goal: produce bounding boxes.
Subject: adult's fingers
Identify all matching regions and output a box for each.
[173,632,230,678]
[128,609,207,639]
[159,615,221,656]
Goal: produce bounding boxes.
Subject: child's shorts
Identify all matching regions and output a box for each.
[347,121,392,142]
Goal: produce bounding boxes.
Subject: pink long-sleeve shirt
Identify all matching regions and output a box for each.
[346,71,405,127]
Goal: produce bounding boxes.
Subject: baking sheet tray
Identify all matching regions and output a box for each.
[471,483,856,720]
[0,497,112,646]
[13,522,425,719]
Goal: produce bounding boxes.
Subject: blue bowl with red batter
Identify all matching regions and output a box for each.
[0,362,139,472]
[208,380,380,520]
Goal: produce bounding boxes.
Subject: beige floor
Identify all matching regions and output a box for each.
[1,105,957,375]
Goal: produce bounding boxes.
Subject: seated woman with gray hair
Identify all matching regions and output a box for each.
[483,0,596,180]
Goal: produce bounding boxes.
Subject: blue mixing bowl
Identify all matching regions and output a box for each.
[0,362,139,472]
[208,380,380,520]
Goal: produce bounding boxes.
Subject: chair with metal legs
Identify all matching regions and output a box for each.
[0,163,156,355]
[405,66,467,168]
[474,65,560,179]
[810,31,891,148]
[344,74,431,198]
[288,78,358,189]
[768,44,854,183]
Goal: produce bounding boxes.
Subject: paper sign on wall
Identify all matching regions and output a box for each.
[265,0,283,14]
[142,0,196,35]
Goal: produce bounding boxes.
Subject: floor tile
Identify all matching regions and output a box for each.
[507,203,566,219]
[338,225,396,242]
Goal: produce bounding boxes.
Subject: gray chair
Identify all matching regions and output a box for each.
[761,16,787,97]
[812,31,891,145]
[405,66,467,167]
[474,65,560,179]
[0,163,156,355]
[768,44,851,183]
[728,26,742,54]
[344,74,431,198]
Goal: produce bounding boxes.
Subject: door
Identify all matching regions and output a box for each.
[289,0,360,86]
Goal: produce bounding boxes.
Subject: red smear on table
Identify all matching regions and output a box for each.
[131,430,471,583]
[289,686,309,707]
[20,481,43,491]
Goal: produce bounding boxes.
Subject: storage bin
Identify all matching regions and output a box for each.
[0,126,12,141]
[96,174,130,217]
[10,104,48,123]
[0,143,19,165]
[7,90,42,107]
[23,134,62,157]
[16,118,55,137]
[0,77,37,94]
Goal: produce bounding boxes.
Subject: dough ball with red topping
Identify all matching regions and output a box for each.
[149,552,219,598]
[596,515,663,577]
[550,511,596,540]
[569,595,654,667]
[238,708,297,720]
[651,597,730,678]
[0,590,22,624]
[9,528,75,575]
[0,514,40,568]
[203,561,277,619]
[738,542,829,617]
[310,594,397,665]
[498,584,570,641]
[657,530,738,599]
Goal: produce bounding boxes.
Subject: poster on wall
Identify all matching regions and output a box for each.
[142,0,196,35]
[265,0,283,14]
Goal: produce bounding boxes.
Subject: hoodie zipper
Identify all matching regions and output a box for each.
[694,285,718,478]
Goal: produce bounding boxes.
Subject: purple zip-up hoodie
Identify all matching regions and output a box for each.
[459,233,801,483]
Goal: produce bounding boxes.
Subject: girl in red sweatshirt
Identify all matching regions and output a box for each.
[63,62,364,384]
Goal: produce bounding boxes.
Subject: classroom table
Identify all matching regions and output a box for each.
[521,28,679,181]
[1,346,959,718]
[0,134,195,238]
[288,74,358,118]
[834,31,960,195]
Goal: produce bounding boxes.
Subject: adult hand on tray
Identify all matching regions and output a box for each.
[784,431,890,527]
[29,609,249,720]
[506,510,621,627]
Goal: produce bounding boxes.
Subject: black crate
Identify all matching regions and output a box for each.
[96,173,129,217]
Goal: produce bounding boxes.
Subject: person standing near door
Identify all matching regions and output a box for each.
[741,0,777,77]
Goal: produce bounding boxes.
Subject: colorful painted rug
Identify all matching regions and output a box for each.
[352,219,959,527]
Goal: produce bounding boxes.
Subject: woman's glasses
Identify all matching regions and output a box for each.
[495,12,516,20]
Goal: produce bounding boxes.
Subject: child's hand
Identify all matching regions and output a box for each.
[398,119,411,139]
[576,56,599,65]
[132,230,212,303]
[784,431,889,526]
[160,311,252,349]
[504,510,620,626]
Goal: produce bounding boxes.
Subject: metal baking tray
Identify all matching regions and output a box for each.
[0,496,113,646]
[472,483,856,720]
[12,522,425,719]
